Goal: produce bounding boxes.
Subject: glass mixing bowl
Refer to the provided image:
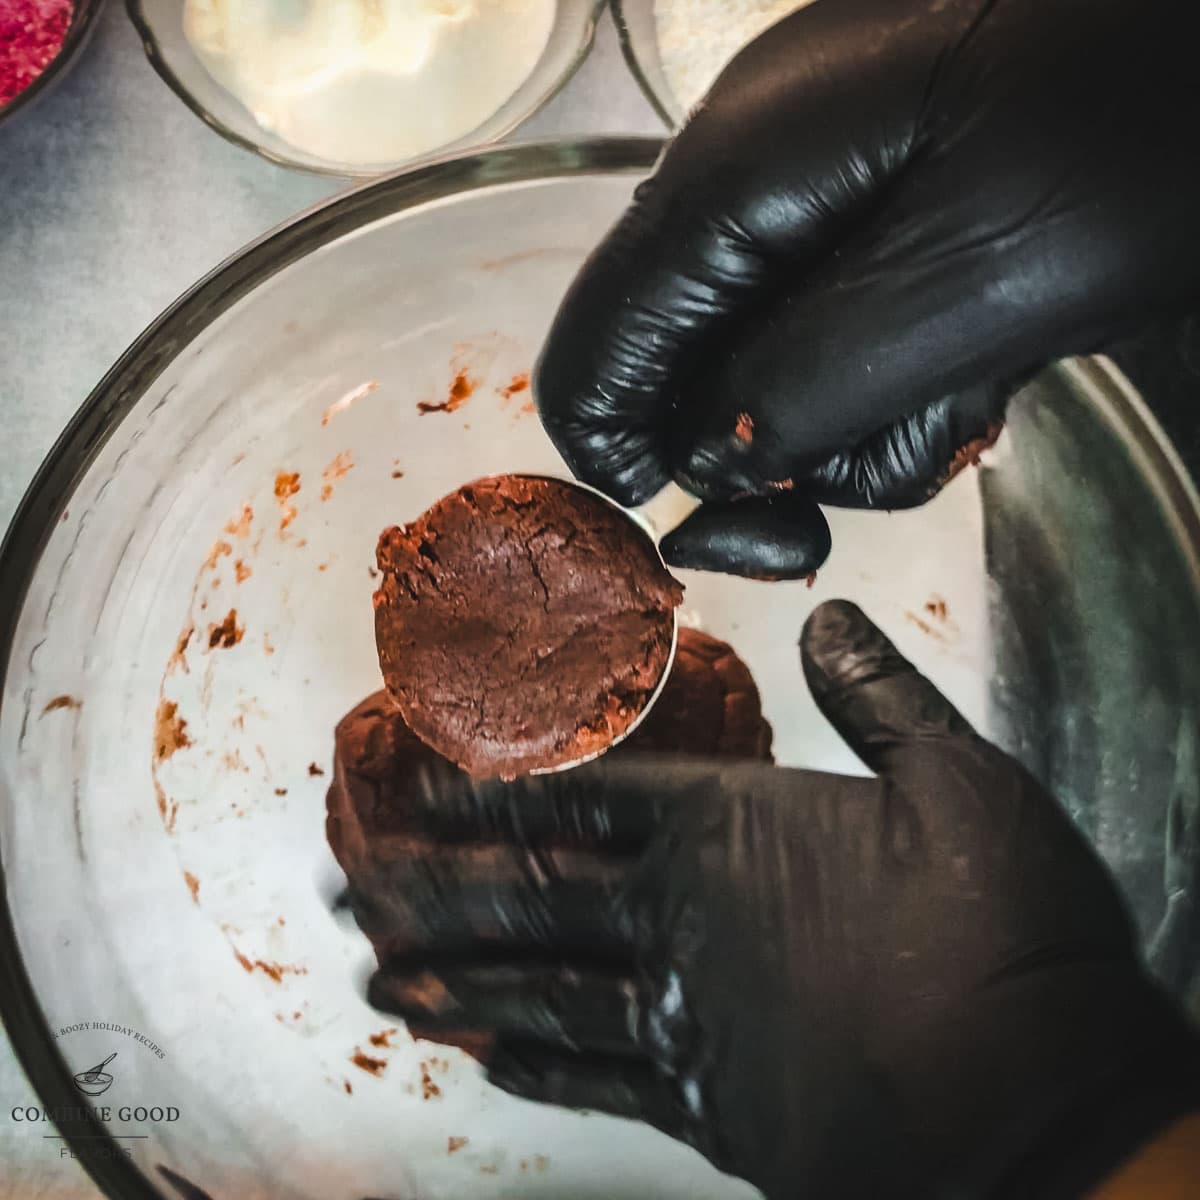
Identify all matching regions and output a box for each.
[126,0,606,176]
[2,138,1199,1200]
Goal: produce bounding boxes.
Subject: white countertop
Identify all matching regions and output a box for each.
[0,4,660,1194]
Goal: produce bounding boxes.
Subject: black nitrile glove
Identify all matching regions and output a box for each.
[535,0,1200,578]
[366,602,1200,1199]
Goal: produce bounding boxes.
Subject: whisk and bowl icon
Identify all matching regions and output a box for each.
[73,1051,116,1096]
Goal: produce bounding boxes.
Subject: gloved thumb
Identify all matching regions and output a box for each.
[800,600,974,777]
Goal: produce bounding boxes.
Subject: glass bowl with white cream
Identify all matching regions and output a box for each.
[128,0,605,175]
[613,0,817,125]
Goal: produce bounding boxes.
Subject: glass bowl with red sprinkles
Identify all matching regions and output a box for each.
[0,0,102,122]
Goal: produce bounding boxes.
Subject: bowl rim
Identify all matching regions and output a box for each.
[609,0,679,127]
[1,136,1198,1198]
[124,0,608,178]
[0,0,107,126]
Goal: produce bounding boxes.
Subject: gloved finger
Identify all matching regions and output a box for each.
[406,765,666,850]
[348,861,638,959]
[795,384,1011,510]
[487,1041,690,1144]
[800,600,975,777]
[369,961,648,1056]
[659,495,832,579]
[534,1,936,506]
[665,192,1075,494]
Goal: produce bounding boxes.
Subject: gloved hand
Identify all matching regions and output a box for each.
[365,601,1200,1199]
[535,0,1200,578]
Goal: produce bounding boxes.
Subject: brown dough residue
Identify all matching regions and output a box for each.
[274,787,288,796]
[322,380,379,426]
[320,451,355,501]
[234,953,307,983]
[391,470,405,480]
[418,1061,442,1100]
[234,560,252,584]
[204,540,233,571]
[351,1050,387,1076]
[448,1137,469,1154]
[343,1080,353,1095]
[308,762,325,777]
[183,871,200,903]
[208,609,245,650]
[167,623,194,675]
[941,423,1005,488]
[224,506,254,538]
[519,401,535,415]
[154,700,192,761]
[497,372,530,401]
[263,633,275,657]
[735,412,754,444]
[275,472,301,531]
[925,595,949,621]
[41,694,81,715]
[417,369,476,415]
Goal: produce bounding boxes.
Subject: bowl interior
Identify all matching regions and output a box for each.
[2,144,1199,1198]
[127,0,604,176]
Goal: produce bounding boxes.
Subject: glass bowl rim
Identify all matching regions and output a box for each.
[609,0,678,127]
[124,0,609,178]
[2,135,1199,1199]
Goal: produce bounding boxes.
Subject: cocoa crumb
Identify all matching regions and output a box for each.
[234,560,252,584]
[183,871,200,903]
[924,595,949,621]
[391,470,404,479]
[308,762,325,777]
[351,1050,387,1077]
[368,1028,398,1049]
[204,540,233,571]
[519,400,535,414]
[154,700,192,762]
[735,412,754,444]
[274,787,288,796]
[274,472,300,531]
[447,1137,469,1155]
[208,609,244,649]
[344,1081,353,1095]
[498,372,530,401]
[41,694,81,715]
[419,1062,442,1100]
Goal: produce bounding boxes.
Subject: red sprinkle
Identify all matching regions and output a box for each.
[0,0,74,107]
